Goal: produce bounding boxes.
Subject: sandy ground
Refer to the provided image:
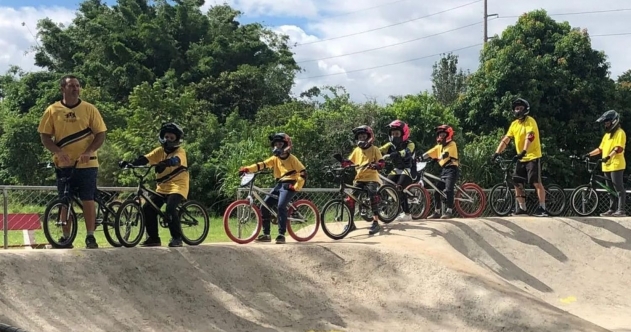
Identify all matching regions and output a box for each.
[0,216,629,332]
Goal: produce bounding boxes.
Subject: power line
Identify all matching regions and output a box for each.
[296,32,631,80]
[295,0,482,46]
[297,20,491,63]
[324,0,413,18]
[498,8,631,19]
[297,43,483,79]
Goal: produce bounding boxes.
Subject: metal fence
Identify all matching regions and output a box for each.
[0,185,624,249]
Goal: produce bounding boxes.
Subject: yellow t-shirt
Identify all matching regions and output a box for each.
[425,141,459,167]
[145,147,189,199]
[599,128,627,172]
[349,146,383,184]
[245,154,307,191]
[505,116,542,162]
[37,100,107,168]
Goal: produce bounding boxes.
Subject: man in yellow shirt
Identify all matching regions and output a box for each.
[584,110,627,217]
[492,98,548,217]
[37,75,107,249]
[119,122,189,247]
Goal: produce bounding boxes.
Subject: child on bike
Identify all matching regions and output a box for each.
[421,125,459,219]
[118,122,189,247]
[379,120,416,222]
[340,125,385,235]
[239,133,307,244]
[584,109,627,217]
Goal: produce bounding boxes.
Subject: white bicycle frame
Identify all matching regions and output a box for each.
[416,161,476,203]
[239,173,308,224]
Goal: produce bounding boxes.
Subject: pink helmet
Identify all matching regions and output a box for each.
[387,120,410,141]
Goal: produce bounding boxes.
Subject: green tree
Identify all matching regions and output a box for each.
[431,53,469,106]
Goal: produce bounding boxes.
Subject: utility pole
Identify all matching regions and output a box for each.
[484,0,498,44]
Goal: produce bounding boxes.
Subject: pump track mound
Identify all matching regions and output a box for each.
[0,216,629,332]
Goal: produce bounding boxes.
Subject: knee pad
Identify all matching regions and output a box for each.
[344,196,355,209]
[370,194,381,206]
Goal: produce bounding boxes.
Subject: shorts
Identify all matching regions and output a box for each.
[513,158,541,185]
[55,167,98,201]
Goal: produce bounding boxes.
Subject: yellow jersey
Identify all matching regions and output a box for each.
[505,116,542,162]
[145,146,189,199]
[349,145,383,184]
[599,127,626,172]
[244,154,307,191]
[37,100,107,168]
[425,141,459,167]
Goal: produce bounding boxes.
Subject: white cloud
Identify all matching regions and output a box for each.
[1,1,630,104]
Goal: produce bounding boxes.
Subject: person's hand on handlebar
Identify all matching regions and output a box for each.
[118,160,131,169]
[340,159,353,168]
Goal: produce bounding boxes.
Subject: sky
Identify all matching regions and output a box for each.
[0,0,630,103]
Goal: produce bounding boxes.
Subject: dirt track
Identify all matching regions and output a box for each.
[0,216,629,332]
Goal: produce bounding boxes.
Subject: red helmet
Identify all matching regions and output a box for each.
[352,125,374,148]
[435,125,454,144]
[386,120,410,142]
[269,133,292,156]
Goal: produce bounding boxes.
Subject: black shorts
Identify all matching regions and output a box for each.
[55,167,98,201]
[513,158,541,185]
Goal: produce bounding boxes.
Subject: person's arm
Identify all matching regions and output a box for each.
[292,158,307,191]
[422,145,439,160]
[40,134,63,154]
[495,127,513,155]
[604,130,626,160]
[84,105,108,154]
[241,157,275,173]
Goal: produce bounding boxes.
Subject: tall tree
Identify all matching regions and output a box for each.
[430,53,469,106]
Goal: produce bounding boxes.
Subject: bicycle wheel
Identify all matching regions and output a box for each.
[405,184,431,220]
[114,200,145,248]
[179,200,210,246]
[102,201,122,247]
[570,185,599,216]
[545,184,567,216]
[320,199,353,240]
[489,183,514,216]
[287,199,320,242]
[223,200,262,244]
[42,198,78,249]
[454,182,486,218]
[378,184,401,223]
[0,323,29,332]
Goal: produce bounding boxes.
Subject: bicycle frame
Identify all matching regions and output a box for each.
[378,169,416,197]
[239,171,310,224]
[570,156,626,196]
[415,160,476,203]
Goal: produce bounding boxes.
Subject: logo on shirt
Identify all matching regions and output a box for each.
[64,112,77,122]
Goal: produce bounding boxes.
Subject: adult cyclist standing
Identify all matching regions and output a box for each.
[492,98,548,217]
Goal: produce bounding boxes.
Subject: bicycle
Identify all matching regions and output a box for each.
[378,165,431,220]
[568,155,631,216]
[318,153,400,240]
[416,159,486,218]
[222,170,321,244]
[488,156,566,216]
[40,160,124,248]
[114,164,210,247]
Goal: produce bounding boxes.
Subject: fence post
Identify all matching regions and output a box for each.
[3,188,8,249]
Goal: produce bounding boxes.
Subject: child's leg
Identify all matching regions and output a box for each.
[165,194,185,242]
[366,182,382,235]
[442,168,459,218]
[397,173,414,215]
[429,180,445,218]
[258,184,281,240]
[141,193,166,246]
[275,185,297,243]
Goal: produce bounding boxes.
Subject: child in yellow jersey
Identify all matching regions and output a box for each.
[239,133,307,244]
[584,110,627,217]
[339,125,385,235]
[421,125,459,219]
[118,123,189,247]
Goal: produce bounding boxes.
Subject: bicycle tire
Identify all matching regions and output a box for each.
[0,323,30,332]
[489,183,514,216]
[404,184,431,220]
[320,199,353,240]
[102,201,122,247]
[287,199,320,242]
[545,183,567,216]
[42,198,78,249]
[223,200,262,244]
[454,182,486,218]
[378,183,401,223]
[114,200,145,248]
[179,200,210,246]
[570,185,599,216]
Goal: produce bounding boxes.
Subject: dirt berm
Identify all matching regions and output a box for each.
[0,216,629,332]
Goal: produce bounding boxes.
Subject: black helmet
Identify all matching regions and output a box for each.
[512,98,530,119]
[596,110,620,133]
[158,122,184,149]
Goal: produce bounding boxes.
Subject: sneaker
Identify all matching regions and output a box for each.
[600,210,614,217]
[168,237,183,247]
[58,236,74,249]
[511,208,528,216]
[85,235,98,249]
[368,222,381,235]
[440,209,454,219]
[612,211,627,217]
[395,213,412,222]
[343,223,357,233]
[140,237,162,247]
[255,234,271,242]
[532,207,549,217]
[275,235,286,244]
[427,211,441,219]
